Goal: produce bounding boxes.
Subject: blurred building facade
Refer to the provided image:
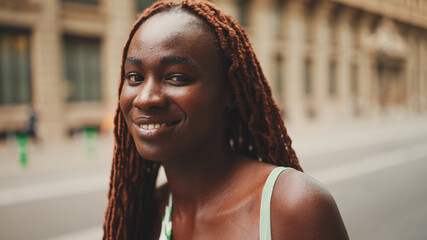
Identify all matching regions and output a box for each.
[0,0,426,142]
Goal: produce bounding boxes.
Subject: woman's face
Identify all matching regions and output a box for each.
[120,10,229,162]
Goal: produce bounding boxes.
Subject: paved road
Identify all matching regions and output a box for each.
[0,117,426,240]
[1,190,107,240]
[329,154,427,240]
[304,134,427,240]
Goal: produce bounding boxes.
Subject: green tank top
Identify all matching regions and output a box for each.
[159,166,290,240]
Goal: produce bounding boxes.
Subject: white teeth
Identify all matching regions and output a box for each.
[139,123,171,130]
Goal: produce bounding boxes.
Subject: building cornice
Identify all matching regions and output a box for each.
[329,0,427,29]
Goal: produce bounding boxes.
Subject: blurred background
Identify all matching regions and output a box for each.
[0,0,426,239]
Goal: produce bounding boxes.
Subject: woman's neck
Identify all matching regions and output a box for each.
[162,143,244,217]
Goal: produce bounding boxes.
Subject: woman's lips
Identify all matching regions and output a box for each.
[132,119,180,138]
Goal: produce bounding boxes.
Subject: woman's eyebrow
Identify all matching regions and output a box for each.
[125,57,141,66]
[125,56,197,67]
[161,56,197,67]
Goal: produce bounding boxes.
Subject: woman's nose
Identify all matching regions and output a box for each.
[133,78,167,110]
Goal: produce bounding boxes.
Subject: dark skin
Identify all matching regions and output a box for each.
[120,9,349,240]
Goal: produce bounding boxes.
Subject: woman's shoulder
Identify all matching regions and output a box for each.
[270,168,349,239]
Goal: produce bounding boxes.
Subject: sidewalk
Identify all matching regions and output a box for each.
[1,114,427,187]
[0,132,114,188]
[289,114,427,159]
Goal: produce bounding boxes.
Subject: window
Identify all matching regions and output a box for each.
[351,63,359,115]
[0,28,32,105]
[351,64,358,96]
[303,14,313,44]
[328,9,338,46]
[304,59,312,96]
[273,0,284,37]
[63,36,102,102]
[62,0,98,5]
[329,60,336,96]
[275,54,283,100]
[136,0,156,12]
[238,0,250,27]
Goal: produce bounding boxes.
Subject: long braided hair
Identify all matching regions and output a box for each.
[103,1,302,239]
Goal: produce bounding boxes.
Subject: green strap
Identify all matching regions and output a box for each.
[160,193,173,240]
[259,167,291,240]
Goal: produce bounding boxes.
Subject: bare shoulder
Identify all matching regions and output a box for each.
[270,169,349,240]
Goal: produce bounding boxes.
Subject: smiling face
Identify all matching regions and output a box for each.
[120,9,230,162]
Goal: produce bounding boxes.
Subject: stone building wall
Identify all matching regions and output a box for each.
[0,0,426,142]
[219,0,427,125]
[0,0,135,141]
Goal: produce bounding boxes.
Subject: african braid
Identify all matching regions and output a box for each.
[181,0,301,169]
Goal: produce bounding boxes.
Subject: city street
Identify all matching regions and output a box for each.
[0,116,426,240]
[298,121,427,240]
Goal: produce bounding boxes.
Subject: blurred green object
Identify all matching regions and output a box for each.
[84,127,97,160]
[85,126,97,138]
[16,132,28,167]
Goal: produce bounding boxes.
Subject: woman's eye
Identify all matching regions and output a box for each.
[167,75,192,85]
[126,73,144,83]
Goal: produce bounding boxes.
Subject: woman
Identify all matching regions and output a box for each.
[103,1,349,239]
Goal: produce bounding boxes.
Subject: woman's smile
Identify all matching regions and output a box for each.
[132,117,181,138]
